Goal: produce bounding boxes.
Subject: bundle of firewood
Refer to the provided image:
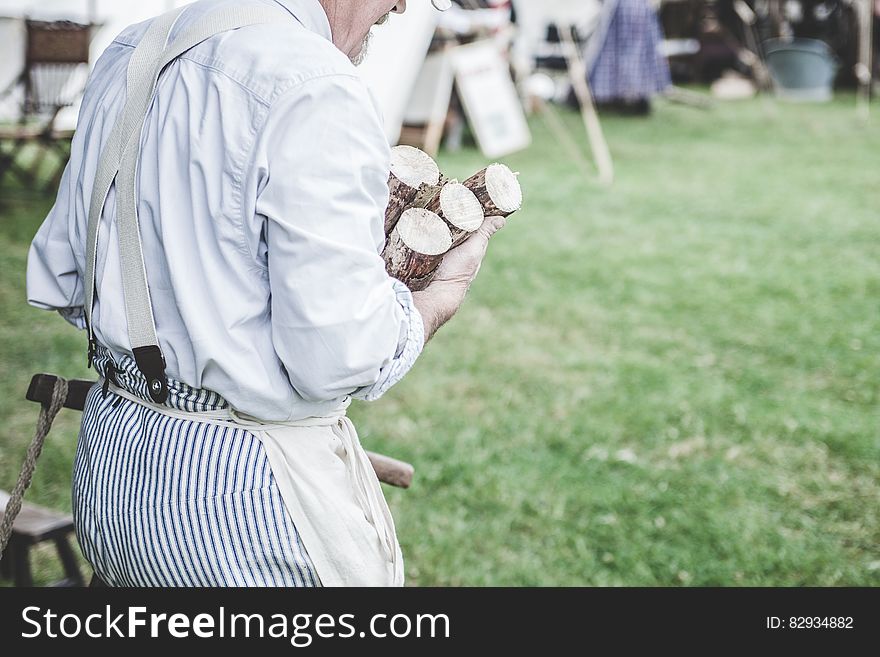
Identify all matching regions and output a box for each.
[382,146,523,292]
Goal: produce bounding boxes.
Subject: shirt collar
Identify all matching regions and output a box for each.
[271,0,333,41]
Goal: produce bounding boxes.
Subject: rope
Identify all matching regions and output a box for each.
[0,377,69,555]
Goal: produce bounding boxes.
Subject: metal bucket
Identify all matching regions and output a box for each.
[763,38,839,102]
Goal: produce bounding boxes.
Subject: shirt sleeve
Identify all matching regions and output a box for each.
[26,162,87,330]
[349,277,425,402]
[254,73,425,404]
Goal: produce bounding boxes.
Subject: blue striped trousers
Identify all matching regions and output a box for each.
[73,378,322,587]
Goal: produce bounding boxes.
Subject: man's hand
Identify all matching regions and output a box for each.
[433,215,507,294]
[411,215,507,342]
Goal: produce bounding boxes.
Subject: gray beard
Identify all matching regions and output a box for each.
[351,32,372,66]
[351,13,389,66]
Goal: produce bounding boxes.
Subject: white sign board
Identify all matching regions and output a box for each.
[450,40,531,159]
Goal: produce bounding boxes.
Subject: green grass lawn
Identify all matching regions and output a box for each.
[1,94,878,586]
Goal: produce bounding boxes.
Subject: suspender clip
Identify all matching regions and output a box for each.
[101,361,118,400]
[133,345,168,404]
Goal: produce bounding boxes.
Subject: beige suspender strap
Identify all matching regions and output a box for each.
[84,4,292,402]
[84,6,186,363]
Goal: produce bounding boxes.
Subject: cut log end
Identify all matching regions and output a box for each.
[390,145,441,189]
[396,208,452,256]
[463,163,523,217]
[485,163,523,214]
[384,208,452,291]
[438,182,484,232]
[385,147,441,236]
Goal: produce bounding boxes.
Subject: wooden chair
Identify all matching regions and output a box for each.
[0,19,91,192]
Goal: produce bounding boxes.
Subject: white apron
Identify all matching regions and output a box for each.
[107,382,404,586]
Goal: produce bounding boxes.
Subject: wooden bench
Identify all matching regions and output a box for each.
[0,489,83,587]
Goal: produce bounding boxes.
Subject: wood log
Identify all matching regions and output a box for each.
[424,181,484,247]
[462,163,523,218]
[383,208,452,291]
[385,145,441,235]
[367,452,415,489]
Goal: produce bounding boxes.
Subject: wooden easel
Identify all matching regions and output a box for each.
[533,22,614,187]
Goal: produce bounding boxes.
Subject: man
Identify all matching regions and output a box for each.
[26,0,503,587]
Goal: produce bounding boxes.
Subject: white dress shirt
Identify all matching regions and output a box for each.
[26,0,425,422]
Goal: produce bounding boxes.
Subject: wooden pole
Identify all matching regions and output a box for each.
[559,24,614,187]
[367,452,414,489]
[856,0,873,120]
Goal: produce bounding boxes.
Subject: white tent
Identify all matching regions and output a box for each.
[356,2,438,144]
[510,0,602,77]
[0,0,438,140]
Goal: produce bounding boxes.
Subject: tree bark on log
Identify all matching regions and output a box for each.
[385,175,419,236]
[385,146,441,235]
[462,163,523,218]
[424,181,485,247]
[383,208,452,291]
